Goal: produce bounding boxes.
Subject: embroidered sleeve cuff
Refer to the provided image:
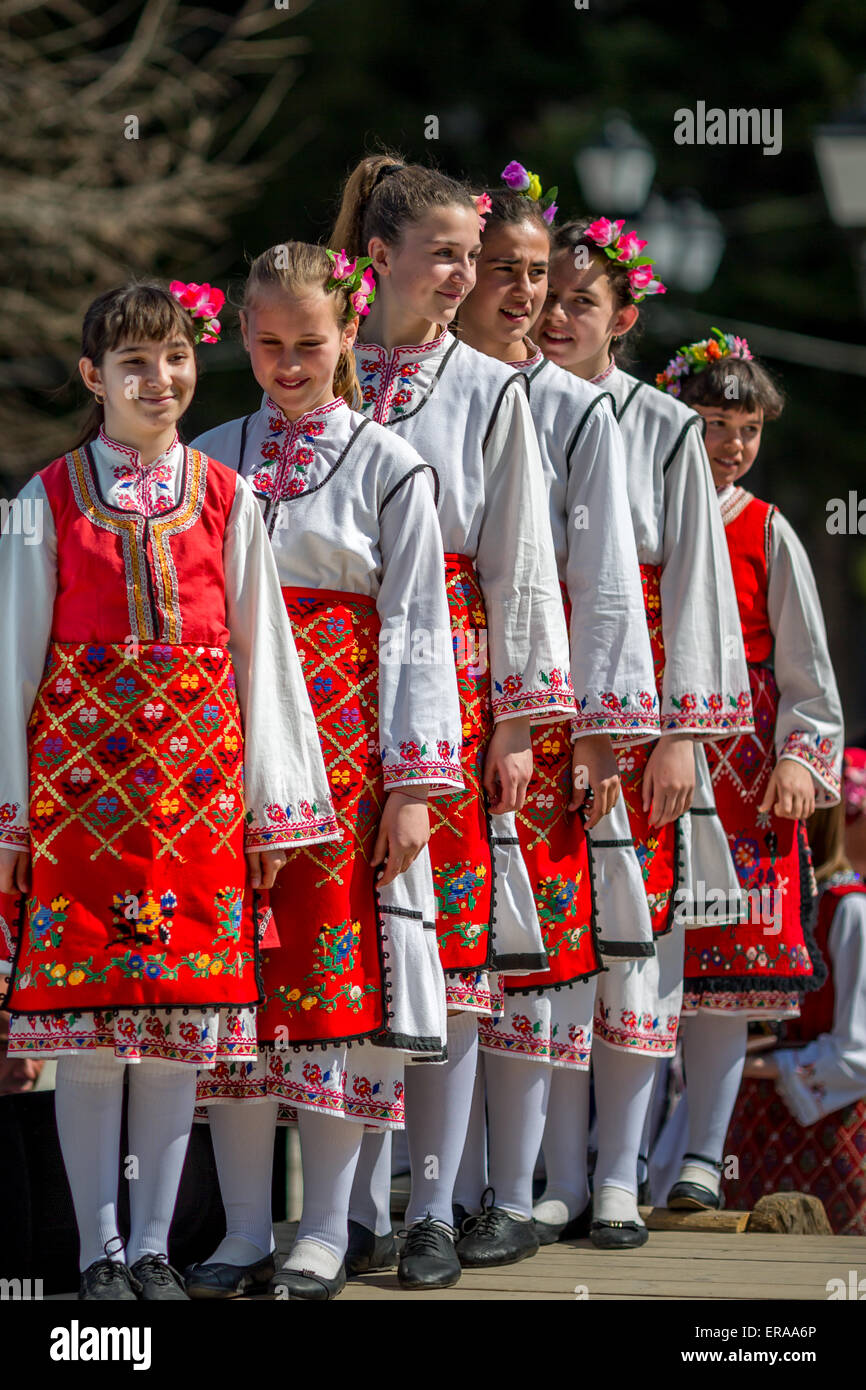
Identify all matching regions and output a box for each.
[491,671,576,725]
[570,689,660,742]
[244,801,342,851]
[661,689,755,738]
[383,761,465,797]
[778,733,842,805]
[0,820,30,852]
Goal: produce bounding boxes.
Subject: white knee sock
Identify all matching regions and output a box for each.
[453,1051,488,1213]
[206,1101,279,1265]
[592,1043,658,1225]
[484,1053,550,1220]
[126,1060,197,1265]
[681,1013,748,1192]
[404,1011,478,1228]
[55,1052,126,1270]
[347,1130,393,1237]
[534,1066,591,1226]
[284,1109,365,1280]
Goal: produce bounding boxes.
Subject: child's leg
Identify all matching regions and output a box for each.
[283,1110,366,1279]
[483,1052,550,1219]
[55,1052,126,1269]
[126,1059,197,1265]
[676,1012,748,1195]
[592,1042,657,1225]
[453,1051,488,1217]
[204,1101,279,1265]
[404,1010,479,1227]
[534,1065,592,1225]
[348,1129,393,1237]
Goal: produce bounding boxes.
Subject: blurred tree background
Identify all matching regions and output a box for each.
[1,0,865,730]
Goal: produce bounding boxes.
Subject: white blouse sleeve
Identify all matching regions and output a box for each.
[377,466,464,795]
[0,475,56,853]
[774,895,866,1124]
[476,380,575,725]
[566,398,659,741]
[223,475,340,851]
[767,511,843,803]
[660,422,753,737]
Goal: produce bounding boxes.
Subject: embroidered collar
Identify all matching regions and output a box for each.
[589,357,616,386]
[94,426,181,472]
[354,328,454,424]
[248,394,353,503]
[511,339,544,373]
[719,485,753,526]
[261,395,347,435]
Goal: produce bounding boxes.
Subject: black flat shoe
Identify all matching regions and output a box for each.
[79,1259,140,1301]
[346,1220,397,1277]
[184,1252,276,1299]
[452,1202,470,1232]
[130,1255,189,1301]
[589,1218,649,1250]
[397,1216,461,1290]
[533,1202,592,1246]
[270,1264,347,1301]
[456,1189,539,1268]
[666,1180,723,1211]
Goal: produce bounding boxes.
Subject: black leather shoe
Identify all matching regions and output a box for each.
[589,1218,649,1250]
[456,1190,540,1268]
[534,1202,592,1246]
[130,1255,189,1301]
[346,1220,397,1277]
[666,1180,722,1211]
[270,1264,347,1300]
[79,1259,140,1301]
[184,1253,276,1299]
[452,1202,470,1232]
[397,1216,461,1290]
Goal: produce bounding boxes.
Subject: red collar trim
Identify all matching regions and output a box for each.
[96,426,180,470]
[589,357,616,386]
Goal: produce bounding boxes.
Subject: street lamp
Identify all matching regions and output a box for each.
[813,77,866,311]
[634,192,726,294]
[574,111,656,216]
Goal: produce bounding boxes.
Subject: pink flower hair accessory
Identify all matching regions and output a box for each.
[475,192,493,229]
[582,218,667,303]
[325,248,377,316]
[843,747,866,823]
[655,326,753,397]
[169,281,225,344]
[499,160,558,225]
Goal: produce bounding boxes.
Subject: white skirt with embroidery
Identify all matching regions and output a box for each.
[593,924,685,1058]
[445,969,503,1016]
[6,1006,258,1066]
[478,977,596,1070]
[194,1037,408,1130]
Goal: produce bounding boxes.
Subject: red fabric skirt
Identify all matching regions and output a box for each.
[427,556,494,975]
[685,665,820,997]
[723,1077,866,1235]
[6,641,257,1014]
[256,590,389,1047]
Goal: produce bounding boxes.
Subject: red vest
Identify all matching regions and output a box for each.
[722,490,775,665]
[40,446,237,645]
[785,881,866,1043]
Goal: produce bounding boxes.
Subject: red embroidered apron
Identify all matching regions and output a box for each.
[617,564,679,936]
[427,555,494,975]
[685,497,819,998]
[6,447,263,1015]
[505,589,599,993]
[256,590,389,1046]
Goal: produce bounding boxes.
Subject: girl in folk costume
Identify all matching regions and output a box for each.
[0,281,335,1300]
[725,772,866,1235]
[332,154,575,1289]
[532,221,753,1248]
[450,167,659,1267]
[187,242,463,1301]
[654,333,843,1212]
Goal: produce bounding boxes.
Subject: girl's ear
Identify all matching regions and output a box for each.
[78,356,104,397]
[239,310,251,353]
[368,238,392,279]
[341,316,359,354]
[612,303,639,339]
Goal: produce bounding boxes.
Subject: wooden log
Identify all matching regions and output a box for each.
[745,1192,833,1235]
[644,1206,750,1233]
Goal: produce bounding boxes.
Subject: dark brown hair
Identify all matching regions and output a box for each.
[807,802,851,882]
[72,281,198,449]
[550,218,643,361]
[479,188,552,240]
[677,353,785,420]
[244,241,362,409]
[331,152,476,259]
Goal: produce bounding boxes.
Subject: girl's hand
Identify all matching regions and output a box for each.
[0,849,30,897]
[569,733,620,826]
[371,791,430,887]
[642,733,695,827]
[742,1053,780,1081]
[246,849,288,891]
[483,717,533,814]
[758,759,815,820]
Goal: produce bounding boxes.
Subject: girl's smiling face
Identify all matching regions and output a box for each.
[368,204,481,330]
[458,218,550,359]
[241,289,357,421]
[535,249,637,377]
[80,337,196,443]
[692,403,764,489]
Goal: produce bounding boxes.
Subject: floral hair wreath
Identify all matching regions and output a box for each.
[326,249,377,316]
[655,326,753,397]
[500,161,558,226]
[170,281,225,344]
[581,218,666,304]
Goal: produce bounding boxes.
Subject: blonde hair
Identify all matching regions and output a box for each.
[244,241,361,409]
[331,153,476,259]
[806,803,851,883]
